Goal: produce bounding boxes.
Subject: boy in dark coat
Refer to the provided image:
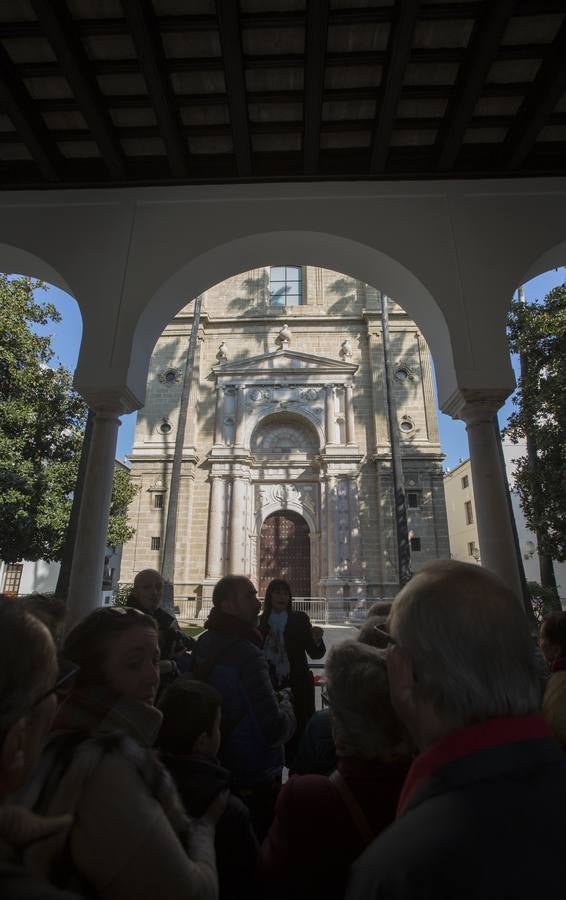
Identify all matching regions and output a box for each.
[158,679,258,900]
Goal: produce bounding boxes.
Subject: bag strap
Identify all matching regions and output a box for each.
[329,770,374,846]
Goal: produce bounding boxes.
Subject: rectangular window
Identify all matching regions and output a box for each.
[468,541,477,557]
[461,475,469,489]
[407,491,419,509]
[465,500,474,525]
[269,265,303,306]
[2,562,22,596]
[153,493,164,509]
[410,537,421,552]
[151,536,161,551]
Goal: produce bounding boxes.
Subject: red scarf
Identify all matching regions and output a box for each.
[550,657,566,673]
[204,606,263,647]
[397,714,550,817]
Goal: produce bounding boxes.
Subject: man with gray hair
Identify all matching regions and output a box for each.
[347,560,566,900]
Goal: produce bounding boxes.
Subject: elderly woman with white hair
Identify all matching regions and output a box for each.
[258,639,412,900]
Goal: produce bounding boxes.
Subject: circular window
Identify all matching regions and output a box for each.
[395,368,409,382]
[164,370,177,384]
[160,421,172,434]
[400,420,414,433]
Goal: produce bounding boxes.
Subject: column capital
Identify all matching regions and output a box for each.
[77,385,142,416]
[442,388,510,426]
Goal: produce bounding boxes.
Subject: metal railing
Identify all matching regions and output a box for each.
[175,596,386,625]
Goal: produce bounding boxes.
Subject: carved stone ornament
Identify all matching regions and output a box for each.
[158,368,182,384]
[216,341,228,361]
[250,388,271,401]
[275,323,292,349]
[339,339,353,361]
[301,387,319,401]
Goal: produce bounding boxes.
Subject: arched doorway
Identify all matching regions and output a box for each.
[259,511,311,598]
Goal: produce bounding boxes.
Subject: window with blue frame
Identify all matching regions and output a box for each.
[269,266,303,306]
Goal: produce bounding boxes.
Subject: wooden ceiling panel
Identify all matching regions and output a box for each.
[0,1,563,187]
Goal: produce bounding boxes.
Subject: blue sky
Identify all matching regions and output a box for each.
[29,267,565,469]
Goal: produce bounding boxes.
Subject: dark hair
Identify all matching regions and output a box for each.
[542,611,566,655]
[0,595,56,734]
[259,579,292,626]
[63,606,157,691]
[158,680,221,755]
[358,615,389,650]
[366,601,392,619]
[21,593,67,643]
[212,575,252,609]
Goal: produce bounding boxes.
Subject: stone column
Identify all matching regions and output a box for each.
[206,475,225,578]
[234,385,246,446]
[326,476,336,577]
[214,386,225,445]
[456,395,523,603]
[325,384,335,445]
[66,406,121,630]
[348,474,363,576]
[345,383,355,445]
[229,475,247,573]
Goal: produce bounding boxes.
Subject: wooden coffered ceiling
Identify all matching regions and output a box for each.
[0,0,565,189]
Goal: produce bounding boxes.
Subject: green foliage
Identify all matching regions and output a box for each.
[113,582,132,607]
[107,466,138,550]
[527,581,562,624]
[507,284,566,563]
[0,275,137,563]
[0,276,86,562]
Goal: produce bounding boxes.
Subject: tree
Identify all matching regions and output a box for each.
[507,283,566,593]
[0,275,137,564]
[107,464,137,550]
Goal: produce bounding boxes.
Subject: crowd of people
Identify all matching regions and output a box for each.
[1,560,566,899]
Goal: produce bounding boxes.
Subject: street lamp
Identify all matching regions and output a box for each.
[522,540,536,560]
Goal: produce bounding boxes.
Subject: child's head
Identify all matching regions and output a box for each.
[540,611,566,663]
[158,679,222,757]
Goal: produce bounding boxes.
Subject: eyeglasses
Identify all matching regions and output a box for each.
[27,659,80,713]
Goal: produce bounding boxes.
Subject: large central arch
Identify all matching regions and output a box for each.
[131,229,457,407]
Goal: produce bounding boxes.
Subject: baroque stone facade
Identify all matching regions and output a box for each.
[120,266,449,600]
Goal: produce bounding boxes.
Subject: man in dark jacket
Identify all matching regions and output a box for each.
[347,560,566,900]
[191,575,295,839]
[126,568,194,674]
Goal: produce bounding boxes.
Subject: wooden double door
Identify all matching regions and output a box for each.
[259,510,311,598]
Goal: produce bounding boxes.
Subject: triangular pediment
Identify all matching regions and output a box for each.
[212,348,357,377]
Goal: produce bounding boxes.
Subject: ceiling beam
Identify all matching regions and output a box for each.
[215,0,252,177]
[502,17,566,169]
[123,0,190,179]
[435,0,516,171]
[303,0,329,174]
[0,40,63,182]
[31,0,125,180]
[370,0,421,172]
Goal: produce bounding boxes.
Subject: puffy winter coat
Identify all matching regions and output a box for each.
[191,615,296,788]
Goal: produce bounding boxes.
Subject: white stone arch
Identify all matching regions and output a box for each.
[0,241,75,295]
[518,238,566,288]
[246,407,323,453]
[130,229,456,407]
